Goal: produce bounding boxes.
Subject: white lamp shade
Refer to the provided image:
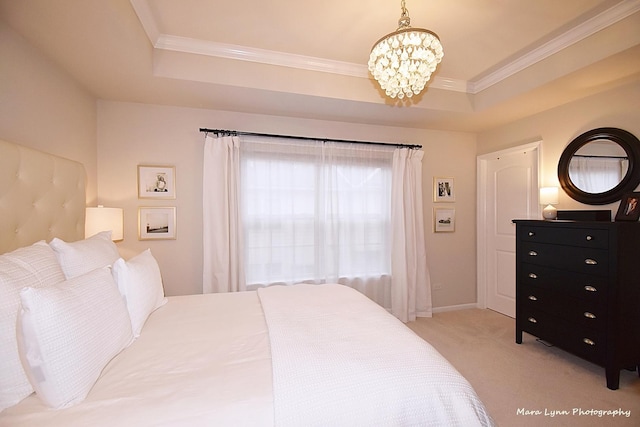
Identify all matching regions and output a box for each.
[539,187,559,205]
[85,206,124,241]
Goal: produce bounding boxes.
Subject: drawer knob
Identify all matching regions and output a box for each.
[586,235,593,241]
[583,338,596,346]
[528,273,538,279]
[528,295,538,301]
[527,317,537,324]
[584,285,597,292]
[528,250,538,256]
[584,259,597,265]
[584,312,596,319]
[528,231,535,237]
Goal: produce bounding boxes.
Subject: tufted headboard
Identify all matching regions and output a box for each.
[0,139,86,254]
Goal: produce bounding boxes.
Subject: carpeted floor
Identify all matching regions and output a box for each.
[406,309,640,427]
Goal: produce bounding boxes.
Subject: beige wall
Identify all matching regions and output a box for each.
[12,14,639,310]
[97,101,479,306]
[5,12,640,308]
[477,80,640,215]
[1,17,480,310]
[0,22,98,203]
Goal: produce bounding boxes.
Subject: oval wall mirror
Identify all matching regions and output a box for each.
[558,127,640,205]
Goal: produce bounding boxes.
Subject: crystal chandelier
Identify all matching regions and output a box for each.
[368,0,444,99]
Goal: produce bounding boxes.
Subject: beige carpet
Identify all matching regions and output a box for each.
[406,309,640,427]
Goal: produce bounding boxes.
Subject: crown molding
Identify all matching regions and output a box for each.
[154,34,470,93]
[470,0,640,93]
[155,35,367,78]
[130,0,160,42]
[131,0,640,95]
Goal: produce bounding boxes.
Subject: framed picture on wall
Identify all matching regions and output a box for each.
[434,177,455,202]
[138,165,176,199]
[434,207,455,233]
[138,207,177,240]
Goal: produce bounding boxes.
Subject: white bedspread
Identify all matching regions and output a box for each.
[258,284,494,427]
[1,285,494,426]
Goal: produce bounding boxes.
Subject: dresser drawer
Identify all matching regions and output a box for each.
[519,284,556,312]
[520,263,609,299]
[519,242,609,275]
[518,306,558,342]
[555,325,605,365]
[518,307,605,364]
[518,226,609,249]
[519,282,605,330]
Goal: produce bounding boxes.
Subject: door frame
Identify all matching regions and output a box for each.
[476,141,542,309]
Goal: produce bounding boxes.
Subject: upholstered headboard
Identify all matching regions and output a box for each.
[0,139,86,254]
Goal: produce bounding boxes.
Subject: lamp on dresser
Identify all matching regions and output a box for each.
[539,187,559,219]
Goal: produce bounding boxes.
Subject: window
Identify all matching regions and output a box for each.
[240,139,393,290]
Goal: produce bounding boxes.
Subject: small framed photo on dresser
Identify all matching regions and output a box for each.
[615,192,640,221]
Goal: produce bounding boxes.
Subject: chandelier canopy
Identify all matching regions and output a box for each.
[368,0,443,99]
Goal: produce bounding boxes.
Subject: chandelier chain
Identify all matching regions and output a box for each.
[401,0,407,14]
[399,0,411,29]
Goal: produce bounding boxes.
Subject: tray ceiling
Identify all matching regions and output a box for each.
[1,0,639,131]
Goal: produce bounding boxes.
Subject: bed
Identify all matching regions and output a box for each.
[0,139,494,426]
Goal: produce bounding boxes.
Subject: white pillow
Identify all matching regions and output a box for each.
[17,266,133,409]
[112,249,167,337]
[0,241,65,412]
[49,231,120,279]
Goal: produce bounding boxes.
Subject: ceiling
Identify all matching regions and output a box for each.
[2,0,640,132]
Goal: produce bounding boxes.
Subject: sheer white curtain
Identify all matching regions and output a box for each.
[239,136,394,308]
[202,135,245,293]
[202,134,431,321]
[391,149,431,321]
[569,157,628,193]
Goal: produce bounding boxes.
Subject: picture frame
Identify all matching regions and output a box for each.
[615,192,640,221]
[434,207,455,232]
[434,177,455,202]
[138,165,176,199]
[138,207,177,240]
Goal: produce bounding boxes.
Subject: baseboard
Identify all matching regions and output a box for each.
[432,303,480,313]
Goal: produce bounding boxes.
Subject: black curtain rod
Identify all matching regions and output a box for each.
[573,154,628,159]
[199,128,422,149]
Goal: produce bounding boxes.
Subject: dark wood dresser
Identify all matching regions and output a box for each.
[513,219,640,389]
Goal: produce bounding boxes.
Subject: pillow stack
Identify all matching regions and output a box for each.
[0,231,167,411]
[18,267,133,408]
[0,241,65,411]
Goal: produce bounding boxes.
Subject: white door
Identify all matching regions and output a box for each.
[477,143,539,317]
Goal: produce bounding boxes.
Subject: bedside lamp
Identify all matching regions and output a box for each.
[540,187,559,220]
[85,205,124,241]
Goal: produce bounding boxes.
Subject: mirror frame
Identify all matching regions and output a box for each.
[558,127,640,205]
